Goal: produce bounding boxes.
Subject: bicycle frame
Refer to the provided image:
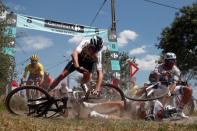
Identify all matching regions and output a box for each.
[27,96,68,117]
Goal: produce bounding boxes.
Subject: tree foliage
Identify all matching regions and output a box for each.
[101,50,136,89]
[157,2,197,81]
[0,1,15,95]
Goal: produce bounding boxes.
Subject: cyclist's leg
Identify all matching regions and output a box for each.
[181,86,192,105]
[83,100,123,109]
[49,61,75,91]
[152,100,164,121]
[175,85,192,108]
[89,110,125,120]
[34,76,43,97]
[26,76,34,98]
[88,101,127,120]
[82,72,91,84]
[173,85,192,118]
[49,70,70,91]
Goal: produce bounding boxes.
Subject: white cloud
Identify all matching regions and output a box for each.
[129,45,146,55]
[117,30,138,47]
[136,54,159,71]
[16,36,53,51]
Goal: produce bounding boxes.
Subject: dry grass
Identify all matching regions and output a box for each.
[0,95,6,112]
[0,112,197,131]
[0,97,197,131]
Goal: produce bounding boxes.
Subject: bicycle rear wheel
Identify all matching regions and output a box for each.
[5,86,51,117]
[84,83,126,111]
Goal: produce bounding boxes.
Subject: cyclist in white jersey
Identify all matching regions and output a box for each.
[150,52,192,119]
[49,36,104,95]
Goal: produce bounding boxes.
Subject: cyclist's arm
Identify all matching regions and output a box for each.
[172,66,181,81]
[71,40,87,68]
[153,64,162,75]
[22,65,29,81]
[95,69,103,90]
[168,66,181,93]
[71,50,80,68]
[39,64,45,84]
[95,51,103,90]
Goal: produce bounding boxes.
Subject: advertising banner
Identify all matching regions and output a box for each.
[16,14,107,37]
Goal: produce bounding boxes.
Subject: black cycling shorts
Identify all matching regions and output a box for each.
[64,59,94,73]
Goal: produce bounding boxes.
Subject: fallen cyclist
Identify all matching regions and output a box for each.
[149,52,192,119]
[83,52,193,121]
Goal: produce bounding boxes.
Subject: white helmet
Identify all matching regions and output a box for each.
[164,52,176,60]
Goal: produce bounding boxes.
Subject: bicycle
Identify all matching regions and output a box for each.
[5,79,126,118]
[124,81,170,101]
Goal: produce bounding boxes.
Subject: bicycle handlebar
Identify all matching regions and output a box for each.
[20,79,41,86]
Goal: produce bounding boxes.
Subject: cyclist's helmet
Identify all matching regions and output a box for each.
[90,36,103,52]
[30,54,39,63]
[164,52,176,69]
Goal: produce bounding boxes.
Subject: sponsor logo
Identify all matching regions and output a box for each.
[112,72,120,79]
[110,52,119,59]
[44,20,84,32]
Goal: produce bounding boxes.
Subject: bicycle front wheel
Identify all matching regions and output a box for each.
[84,83,126,111]
[5,86,51,117]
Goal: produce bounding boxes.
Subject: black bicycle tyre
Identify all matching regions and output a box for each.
[84,83,127,109]
[5,86,52,117]
[124,87,169,101]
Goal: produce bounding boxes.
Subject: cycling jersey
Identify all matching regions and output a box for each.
[76,39,102,71]
[153,63,185,96]
[65,39,103,73]
[154,63,181,82]
[23,62,44,78]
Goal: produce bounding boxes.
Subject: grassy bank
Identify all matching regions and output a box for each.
[0,112,197,131]
[0,98,197,131]
[0,96,5,112]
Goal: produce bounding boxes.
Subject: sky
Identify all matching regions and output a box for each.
[3,0,196,92]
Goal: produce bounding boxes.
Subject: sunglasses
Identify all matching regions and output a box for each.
[31,61,38,64]
[165,59,176,64]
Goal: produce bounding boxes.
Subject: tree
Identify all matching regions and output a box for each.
[101,49,136,90]
[0,1,16,95]
[157,2,197,82]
